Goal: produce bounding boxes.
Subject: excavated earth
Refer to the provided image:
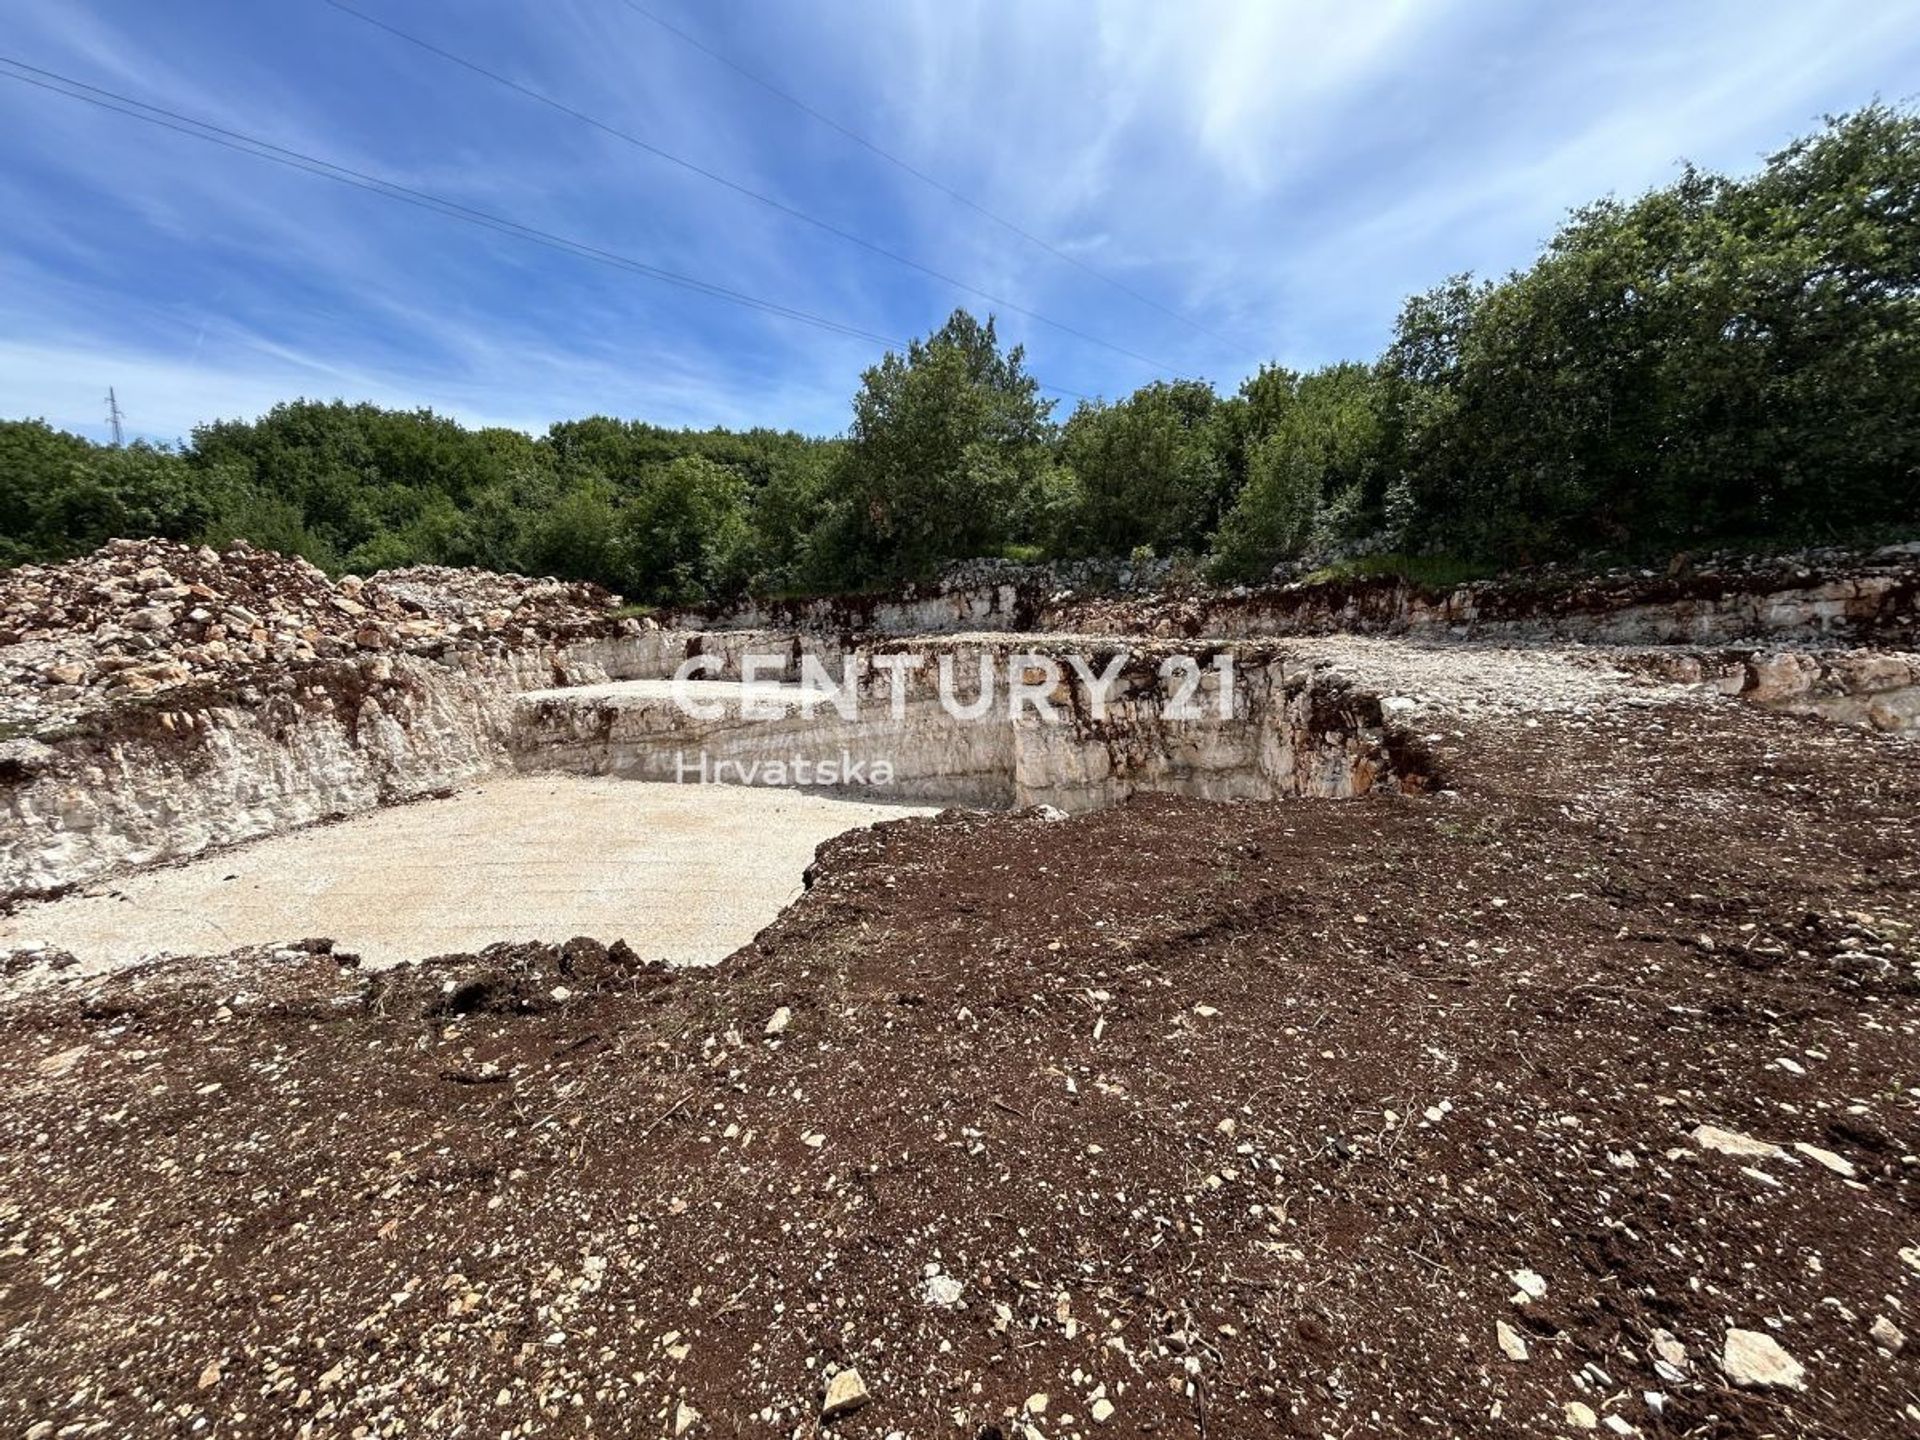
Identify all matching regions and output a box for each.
[3,676,1917,1438]
[1,544,1919,1438]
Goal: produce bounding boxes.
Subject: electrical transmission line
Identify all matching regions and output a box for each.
[105,387,125,446]
[0,57,1094,399]
[613,0,1239,350]
[316,0,1175,377]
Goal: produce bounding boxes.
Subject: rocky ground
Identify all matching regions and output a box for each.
[0,539,623,736]
[1,674,1915,1436]
[1036,542,1920,649]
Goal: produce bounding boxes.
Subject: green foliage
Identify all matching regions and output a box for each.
[1299,553,1494,589]
[522,479,618,585]
[1056,380,1227,556]
[200,487,337,569]
[827,309,1055,581]
[1210,364,1386,579]
[1379,104,1920,559]
[1211,104,1920,571]
[0,419,246,565]
[611,456,754,604]
[3,106,1917,593]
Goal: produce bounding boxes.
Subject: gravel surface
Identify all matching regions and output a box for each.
[0,777,931,979]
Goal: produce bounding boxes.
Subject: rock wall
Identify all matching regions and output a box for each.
[510,641,1433,811]
[0,649,560,901]
[685,547,1920,648]
[1170,568,1920,647]
[675,581,1036,638]
[1,624,1431,903]
[1626,648,1920,733]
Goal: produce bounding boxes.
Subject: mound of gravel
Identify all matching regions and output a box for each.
[0,538,621,733]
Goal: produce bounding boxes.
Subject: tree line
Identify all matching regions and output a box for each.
[3,105,1915,602]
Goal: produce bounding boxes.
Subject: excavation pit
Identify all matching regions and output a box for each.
[0,637,1431,980]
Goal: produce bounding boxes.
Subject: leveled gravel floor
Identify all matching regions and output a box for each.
[0,775,930,975]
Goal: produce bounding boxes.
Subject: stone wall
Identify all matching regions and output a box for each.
[1159,567,1920,647]
[0,649,560,901]
[680,547,1920,648]
[509,640,1433,811]
[1625,648,1920,733]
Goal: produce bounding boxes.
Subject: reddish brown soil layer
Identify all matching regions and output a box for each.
[2,701,1917,1437]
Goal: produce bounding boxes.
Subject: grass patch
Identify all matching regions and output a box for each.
[1300,553,1495,589]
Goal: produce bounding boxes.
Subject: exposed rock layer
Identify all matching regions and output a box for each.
[511,641,1434,810]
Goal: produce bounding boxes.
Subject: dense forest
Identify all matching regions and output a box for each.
[3,105,1916,602]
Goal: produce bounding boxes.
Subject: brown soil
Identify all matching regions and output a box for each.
[2,699,1917,1437]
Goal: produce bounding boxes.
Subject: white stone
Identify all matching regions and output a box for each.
[1691,1124,1783,1160]
[1791,1141,1856,1178]
[1870,1316,1906,1353]
[765,1006,792,1036]
[1720,1329,1806,1390]
[822,1368,870,1419]
[1509,1268,1548,1303]
[1651,1329,1688,1372]
[1496,1320,1529,1362]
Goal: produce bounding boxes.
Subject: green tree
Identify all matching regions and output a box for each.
[612,455,754,605]
[829,309,1055,580]
[1057,380,1228,556]
[523,478,619,584]
[1381,104,1920,559]
[1211,363,1387,579]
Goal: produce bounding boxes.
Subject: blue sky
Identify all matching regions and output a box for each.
[3,1,1918,446]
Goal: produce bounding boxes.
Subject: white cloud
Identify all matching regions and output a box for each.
[2,0,1917,427]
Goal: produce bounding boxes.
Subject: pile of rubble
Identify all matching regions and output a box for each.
[0,539,621,735]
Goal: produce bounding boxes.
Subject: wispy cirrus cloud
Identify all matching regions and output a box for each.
[2,0,1916,440]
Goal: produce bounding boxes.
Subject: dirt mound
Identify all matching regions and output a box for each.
[2,698,1915,1436]
[0,538,621,735]
[366,935,670,1019]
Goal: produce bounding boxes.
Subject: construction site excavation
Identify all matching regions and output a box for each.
[2,537,1918,1438]
[15,0,1920,1429]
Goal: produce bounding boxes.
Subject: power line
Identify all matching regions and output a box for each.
[0,57,1094,400]
[105,386,124,446]
[315,0,1174,377]
[0,60,894,346]
[614,0,1239,351]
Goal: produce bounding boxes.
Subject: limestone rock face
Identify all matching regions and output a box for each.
[509,640,1427,812]
[0,649,556,899]
[0,540,627,900]
[687,545,1920,650]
